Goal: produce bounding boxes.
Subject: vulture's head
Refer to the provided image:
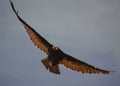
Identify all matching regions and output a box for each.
[52,45,59,51]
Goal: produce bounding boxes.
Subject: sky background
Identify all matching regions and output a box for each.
[0,0,120,86]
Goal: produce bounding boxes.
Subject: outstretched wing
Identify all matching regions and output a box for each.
[10,0,52,55]
[60,54,110,74]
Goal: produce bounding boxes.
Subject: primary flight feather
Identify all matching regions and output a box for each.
[10,0,111,74]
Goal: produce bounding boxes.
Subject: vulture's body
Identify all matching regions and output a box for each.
[10,0,111,75]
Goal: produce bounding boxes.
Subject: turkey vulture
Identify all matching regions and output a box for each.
[10,0,111,74]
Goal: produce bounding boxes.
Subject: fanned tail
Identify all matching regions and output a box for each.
[41,57,60,74]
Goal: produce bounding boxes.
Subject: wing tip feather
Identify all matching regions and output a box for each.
[60,57,112,74]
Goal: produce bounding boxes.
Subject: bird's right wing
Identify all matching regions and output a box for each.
[60,54,110,74]
[10,0,52,55]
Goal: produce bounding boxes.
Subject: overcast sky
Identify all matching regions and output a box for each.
[0,0,120,86]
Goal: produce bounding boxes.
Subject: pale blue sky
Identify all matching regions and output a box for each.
[0,0,120,86]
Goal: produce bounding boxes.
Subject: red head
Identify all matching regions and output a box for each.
[52,45,59,51]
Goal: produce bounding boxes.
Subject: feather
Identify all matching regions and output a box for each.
[41,57,60,74]
[60,54,110,74]
[10,0,52,55]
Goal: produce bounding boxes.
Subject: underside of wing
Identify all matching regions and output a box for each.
[10,0,52,55]
[60,54,110,74]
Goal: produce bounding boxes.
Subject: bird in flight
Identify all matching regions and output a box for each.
[10,0,111,74]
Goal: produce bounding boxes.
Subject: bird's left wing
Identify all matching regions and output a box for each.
[60,54,110,74]
[10,0,52,55]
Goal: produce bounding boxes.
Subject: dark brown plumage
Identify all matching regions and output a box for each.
[10,0,111,75]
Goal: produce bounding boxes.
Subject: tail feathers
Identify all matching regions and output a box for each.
[41,57,60,74]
